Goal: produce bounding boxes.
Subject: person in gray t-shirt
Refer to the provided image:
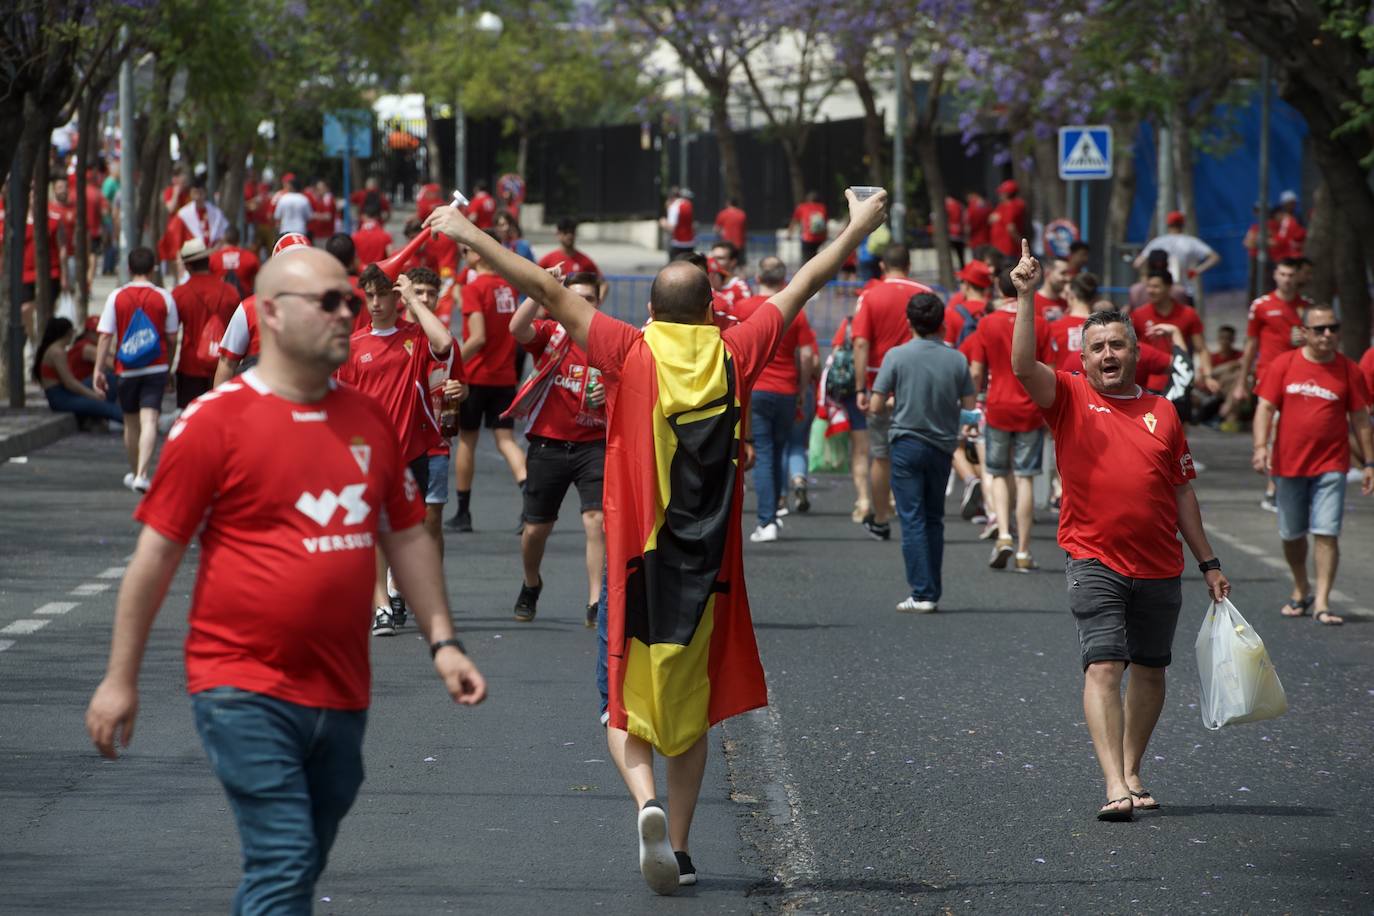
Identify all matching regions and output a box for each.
[871,292,977,613]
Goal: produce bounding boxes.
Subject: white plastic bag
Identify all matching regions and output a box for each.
[1195,597,1288,730]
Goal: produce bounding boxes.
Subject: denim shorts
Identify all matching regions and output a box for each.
[984,425,1044,477]
[1066,557,1182,670]
[1275,471,1345,541]
[867,410,892,459]
[425,453,450,505]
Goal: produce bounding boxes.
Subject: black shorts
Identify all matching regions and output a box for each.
[21,283,36,304]
[522,437,605,523]
[116,372,168,414]
[406,454,431,498]
[1066,557,1182,670]
[175,373,213,409]
[459,384,515,431]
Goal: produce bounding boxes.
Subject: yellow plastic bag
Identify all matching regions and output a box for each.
[1195,597,1288,730]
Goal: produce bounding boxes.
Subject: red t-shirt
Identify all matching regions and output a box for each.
[943,297,988,346]
[467,191,497,229]
[173,273,241,378]
[1360,348,1374,400]
[351,219,393,266]
[522,320,605,443]
[668,198,695,244]
[1047,314,1089,372]
[336,322,449,462]
[305,190,335,239]
[715,206,747,249]
[460,273,519,386]
[134,372,425,710]
[208,246,261,296]
[792,202,828,243]
[96,281,180,375]
[1136,344,1174,391]
[1033,292,1067,322]
[852,277,933,383]
[715,276,752,310]
[731,296,813,395]
[964,307,1050,432]
[350,188,392,220]
[1211,348,1241,368]
[220,297,259,360]
[538,248,601,278]
[1257,349,1370,478]
[7,218,62,283]
[989,198,1027,255]
[84,182,105,237]
[965,200,992,247]
[1245,292,1307,375]
[1132,301,1204,390]
[416,184,445,223]
[945,197,965,241]
[1043,372,1195,578]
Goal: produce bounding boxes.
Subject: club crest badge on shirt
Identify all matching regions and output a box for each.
[350,437,372,474]
[403,339,414,355]
[1143,411,1158,434]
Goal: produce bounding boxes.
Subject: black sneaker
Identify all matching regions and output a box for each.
[793,481,810,514]
[446,510,473,532]
[862,513,890,541]
[960,477,983,520]
[371,607,396,637]
[514,578,542,621]
[585,602,598,629]
[675,850,697,886]
[389,591,408,628]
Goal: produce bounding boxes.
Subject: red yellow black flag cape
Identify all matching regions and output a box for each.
[604,321,767,756]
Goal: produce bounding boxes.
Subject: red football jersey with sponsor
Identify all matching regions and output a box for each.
[715,276,752,309]
[208,246,261,294]
[1048,314,1089,371]
[134,371,425,710]
[1043,371,1196,578]
[1033,292,1067,321]
[1258,349,1370,478]
[96,281,180,375]
[715,206,747,249]
[964,306,1050,432]
[730,296,814,396]
[522,319,605,443]
[335,322,448,462]
[851,277,933,383]
[460,272,519,386]
[351,219,393,267]
[792,202,828,243]
[1245,292,1307,375]
[173,274,241,378]
[538,248,601,278]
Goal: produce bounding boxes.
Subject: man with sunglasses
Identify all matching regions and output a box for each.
[85,246,486,913]
[336,262,456,636]
[1253,305,1374,626]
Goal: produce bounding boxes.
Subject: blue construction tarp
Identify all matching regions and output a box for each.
[1129,88,1308,292]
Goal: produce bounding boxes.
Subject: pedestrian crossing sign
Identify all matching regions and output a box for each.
[1058,126,1112,180]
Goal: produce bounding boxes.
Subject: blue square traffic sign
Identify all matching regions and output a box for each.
[1058,126,1112,180]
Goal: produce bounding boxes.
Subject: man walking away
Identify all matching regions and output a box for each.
[1252,304,1373,625]
[93,247,180,493]
[1008,239,1229,822]
[172,240,240,408]
[869,292,976,613]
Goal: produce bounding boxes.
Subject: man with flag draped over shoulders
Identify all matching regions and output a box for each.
[425,188,888,896]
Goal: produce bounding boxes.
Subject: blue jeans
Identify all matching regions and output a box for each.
[750,391,795,527]
[787,388,814,482]
[44,382,122,422]
[192,688,367,916]
[890,435,953,602]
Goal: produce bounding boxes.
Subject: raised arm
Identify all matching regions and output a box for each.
[768,189,887,327]
[396,274,453,356]
[508,294,542,345]
[1009,240,1056,409]
[426,206,595,348]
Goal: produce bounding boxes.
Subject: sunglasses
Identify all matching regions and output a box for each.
[276,289,363,315]
[1304,323,1340,335]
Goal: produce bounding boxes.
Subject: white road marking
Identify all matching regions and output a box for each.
[0,640,14,652]
[1329,589,1350,603]
[1237,544,1265,556]
[1,619,50,635]
[1260,556,1289,570]
[34,602,78,616]
[97,567,126,579]
[71,583,110,596]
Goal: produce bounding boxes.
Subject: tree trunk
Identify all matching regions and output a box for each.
[516,128,529,180]
[1031,135,1063,228]
[32,133,53,324]
[848,66,885,186]
[4,102,47,406]
[706,88,742,206]
[1334,211,1371,358]
[1304,179,1335,304]
[1173,107,1197,236]
[915,130,954,290]
[1104,118,1139,290]
[424,102,443,185]
[220,138,252,228]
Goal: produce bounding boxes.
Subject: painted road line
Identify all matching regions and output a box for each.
[1259,556,1289,571]
[1237,544,1265,556]
[1329,589,1351,603]
[34,602,79,616]
[0,640,14,653]
[0,619,51,636]
[71,583,110,596]
[97,566,126,579]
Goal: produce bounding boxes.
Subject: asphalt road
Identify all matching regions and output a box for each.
[2,425,1372,914]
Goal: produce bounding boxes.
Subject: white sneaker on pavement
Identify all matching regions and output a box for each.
[896,597,938,613]
[638,800,680,895]
[131,474,150,493]
[123,472,136,491]
[749,523,779,543]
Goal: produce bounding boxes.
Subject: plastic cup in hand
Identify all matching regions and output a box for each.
[850,186,883,201]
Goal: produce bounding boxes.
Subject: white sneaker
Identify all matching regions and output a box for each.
[638,800,680,895]
[776,505,790,518]
[122,472,136,491]
[131,474,150,493]
[896,597,938,613]
[749,523,779,543]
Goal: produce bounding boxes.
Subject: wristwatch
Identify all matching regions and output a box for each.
[1198,557,1222,574]
[429,637,467,659]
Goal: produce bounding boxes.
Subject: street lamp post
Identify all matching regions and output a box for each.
[455,11,503,193]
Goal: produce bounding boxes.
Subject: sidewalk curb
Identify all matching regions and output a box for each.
[0,413,77,462]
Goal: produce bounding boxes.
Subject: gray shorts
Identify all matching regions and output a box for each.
[867,410,893,459]
[1065,557,1182,670]
[984,425,1044,477]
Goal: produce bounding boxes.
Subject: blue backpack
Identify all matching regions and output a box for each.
[118,307,162,369]
[954,302,982,347]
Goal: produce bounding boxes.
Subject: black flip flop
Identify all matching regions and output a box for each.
[1130,789,1160,810]
[1281,595,1314,618]
[1315,610,1344,626]
[1096,797,1134,822]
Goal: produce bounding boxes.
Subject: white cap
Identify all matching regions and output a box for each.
[1279,189,1298,204]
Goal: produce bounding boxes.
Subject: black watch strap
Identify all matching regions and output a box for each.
[1198,557,1221,573]
[430,637,467,659]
